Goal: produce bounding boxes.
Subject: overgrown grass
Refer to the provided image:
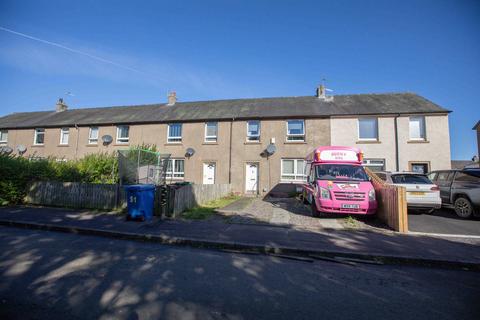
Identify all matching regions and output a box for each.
[182,194,241,220]
[344,215,359,228]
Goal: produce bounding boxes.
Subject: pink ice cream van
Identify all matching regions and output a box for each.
[303,146,377,216]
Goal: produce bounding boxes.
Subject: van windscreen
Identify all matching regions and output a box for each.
[315,164,368,181]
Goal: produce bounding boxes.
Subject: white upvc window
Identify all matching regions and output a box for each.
[281,159,307,181]
[167,123,182,143]
[166,159,185,179]
[358,118,378,140]
[59,128,69,145]
[0,130,8,144]
[205,122,218,142]
[33,128,45,145]
[286,120,305,141]
[409,116,426,140]
[247,120,260,141]
[116,125,129,144]
[88,127,99,144]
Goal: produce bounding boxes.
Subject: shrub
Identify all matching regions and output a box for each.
[0,152,118,205]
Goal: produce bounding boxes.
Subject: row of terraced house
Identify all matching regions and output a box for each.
[0,86,451,195]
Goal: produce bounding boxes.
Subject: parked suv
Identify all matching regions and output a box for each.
[428,169,480,218]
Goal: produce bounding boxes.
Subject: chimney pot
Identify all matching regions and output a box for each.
[167,91,177,106]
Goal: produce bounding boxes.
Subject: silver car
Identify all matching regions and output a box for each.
[375,171,442,213]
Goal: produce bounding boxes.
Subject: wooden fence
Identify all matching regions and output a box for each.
[25,181,232,217]
[366,168,408,233]
[25,181,125,210]
[172,184,232,216]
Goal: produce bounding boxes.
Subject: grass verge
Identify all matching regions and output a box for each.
[182,194,241,220]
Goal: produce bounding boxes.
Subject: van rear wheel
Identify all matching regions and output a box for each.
[454,197,473,219]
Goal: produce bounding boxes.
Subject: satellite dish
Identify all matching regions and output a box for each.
[101,135,113,145]
[0,146,13,155]
[185,147,195,158]
[265,144,276,156]
[17,144,27,154]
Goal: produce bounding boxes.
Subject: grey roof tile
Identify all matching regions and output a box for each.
[0,92,450,129]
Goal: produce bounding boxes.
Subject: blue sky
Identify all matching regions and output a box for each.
[0,0,479,159]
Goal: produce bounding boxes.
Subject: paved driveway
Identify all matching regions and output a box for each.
[408,208,480,236]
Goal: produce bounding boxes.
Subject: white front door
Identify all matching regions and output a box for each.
[203,162,216,184]
[245,163,258,193]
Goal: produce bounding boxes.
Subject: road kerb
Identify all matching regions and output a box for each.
[0,219,478,271]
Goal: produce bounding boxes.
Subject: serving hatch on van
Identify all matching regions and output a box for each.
[303,146,377,217]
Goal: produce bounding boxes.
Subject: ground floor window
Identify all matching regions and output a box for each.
[281,159,306,181]
[0,130,8,144]
[166,159,185,179]
[410,162,429,174]
[362,158,385,172]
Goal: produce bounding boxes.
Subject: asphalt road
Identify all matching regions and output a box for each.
[408,208,480,236]
[0,226,478,320]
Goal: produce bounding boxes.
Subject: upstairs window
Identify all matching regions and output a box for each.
[358,118,378,140]
[167,123,182,143]
[60,128,69,145]
[0,130,7,144]
[34,128,45,145]
[247,121,260,141]
[116,125,129,144]
[88,127,99,144]
[205,122,218,142]
[286,120,305,141]
[409,116,426,140]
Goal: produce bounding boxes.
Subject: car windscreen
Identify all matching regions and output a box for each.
[315,164,369,181]
[391,174,432,184]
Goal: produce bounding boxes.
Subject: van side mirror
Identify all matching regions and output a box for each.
[306,176,310,183]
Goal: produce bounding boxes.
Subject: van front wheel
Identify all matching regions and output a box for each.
[311,199,321,218]
[303,191,310,204]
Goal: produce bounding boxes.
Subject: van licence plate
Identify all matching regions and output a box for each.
[342,204,360,209]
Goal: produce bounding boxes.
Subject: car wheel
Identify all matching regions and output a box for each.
[311,198,321,218]
[454,197,473,219]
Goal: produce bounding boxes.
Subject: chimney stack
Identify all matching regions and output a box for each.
[316,84,334,102]
[316,84,326,99]
[56,98,68,112]
[167,91,177,106]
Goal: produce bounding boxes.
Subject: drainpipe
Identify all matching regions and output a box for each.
[394,114,400,171]
[74,123,79,160]
[228,118,234,184]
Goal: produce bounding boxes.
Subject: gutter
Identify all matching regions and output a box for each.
[74,123,79,160]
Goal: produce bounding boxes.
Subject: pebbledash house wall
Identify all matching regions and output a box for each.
[4,119,331,195]
[330,113,451,172]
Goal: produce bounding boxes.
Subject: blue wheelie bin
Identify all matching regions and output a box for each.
[124,184,155,221]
